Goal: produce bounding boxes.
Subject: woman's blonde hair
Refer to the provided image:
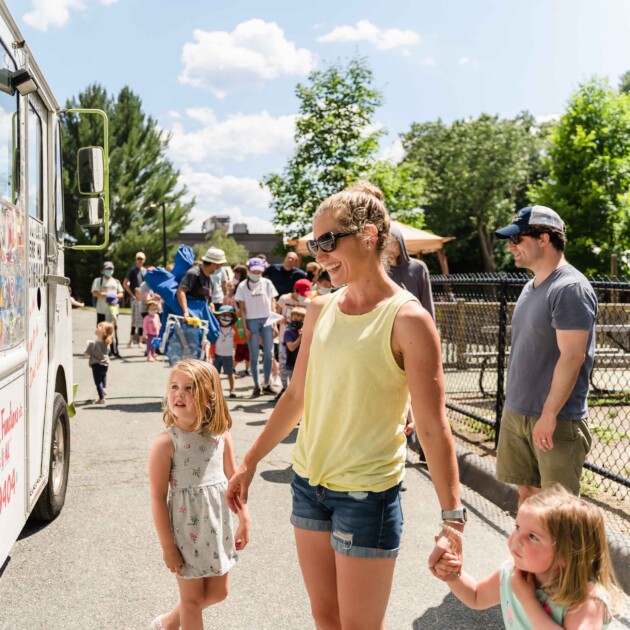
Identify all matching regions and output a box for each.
[315,180,391,260]
[97,321,114,346]
[524,485,621,612]
[163,359,232,436]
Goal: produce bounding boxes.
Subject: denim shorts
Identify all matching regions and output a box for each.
[213,354,234,375]
[290,472,403,559]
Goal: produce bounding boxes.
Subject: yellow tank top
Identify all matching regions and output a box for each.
[292,288,418,491]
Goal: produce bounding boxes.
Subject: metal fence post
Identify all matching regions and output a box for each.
[494,278,509,448]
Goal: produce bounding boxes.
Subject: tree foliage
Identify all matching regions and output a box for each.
[530,79,630,275]
[62,83,193,299]
[193,229,249,265]
[619,70,630,95]
[402,113,549,272]
[263,57,384,237]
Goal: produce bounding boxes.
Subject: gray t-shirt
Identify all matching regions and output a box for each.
[505,265,597,420]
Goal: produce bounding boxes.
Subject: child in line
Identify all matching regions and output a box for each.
[282,306,306,388]
[130,287,144,346]
[213,305,238,397]
[149,359,250,630]
[436,484,620,629]
[105,293,121,358]
[84,321,114,405]
[143,301,161,362]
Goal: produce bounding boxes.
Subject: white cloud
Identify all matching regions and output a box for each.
[418,57,436,67]
[179,19,316,98]
[379,139,405,163]
[535,113,560,124]
[168,110,181,119]
[458,57,478,66]
[100,0,118,5]
[316,20,420,53]
[179,168,274,233]
[167,108,297,164]
[23,0,85,32]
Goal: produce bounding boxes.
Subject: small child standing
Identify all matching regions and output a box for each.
[436,484,620,628]
[143,301,161,362]
[84,321,114,405]
[282,306,306,388]
[130,287,144,346]
[213,305,238,397]
[148,359,250,630]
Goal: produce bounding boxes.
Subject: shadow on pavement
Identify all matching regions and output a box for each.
[260,465,293,485]
[97,401,164,414]
[17,517,50,542]
[413,594,502,629]
[281,427,298,445]
[232,401,275,414]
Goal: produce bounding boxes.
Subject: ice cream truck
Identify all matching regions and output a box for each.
[0,0,109,566]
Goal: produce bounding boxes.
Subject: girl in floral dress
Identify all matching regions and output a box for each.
[149,359,250,630]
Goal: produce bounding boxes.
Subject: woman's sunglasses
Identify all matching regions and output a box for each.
[306,230,357,257]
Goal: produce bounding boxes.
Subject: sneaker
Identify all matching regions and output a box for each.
[228,390,237,398]
[94,399,106,405]
[251,386,262,398]
[273,388,285,401]
[244,369,250,376]
[262,383,277,395]
[150,616,165,630]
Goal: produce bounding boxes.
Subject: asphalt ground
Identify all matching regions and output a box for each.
[0,308,629,629]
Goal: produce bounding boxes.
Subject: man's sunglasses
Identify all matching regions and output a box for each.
[306,230,357,257]
[508,230,544,245]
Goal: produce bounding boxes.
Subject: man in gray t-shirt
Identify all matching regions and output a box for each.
[494,206,597,503]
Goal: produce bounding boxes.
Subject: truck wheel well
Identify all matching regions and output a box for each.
[54,366,67,401]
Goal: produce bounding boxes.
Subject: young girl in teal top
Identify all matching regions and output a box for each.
[439,485,620,629]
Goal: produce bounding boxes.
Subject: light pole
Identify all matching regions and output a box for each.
[149,202,167,267]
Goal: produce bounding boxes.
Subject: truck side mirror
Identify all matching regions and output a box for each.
[76,197,104,227]
[77,146,104,194]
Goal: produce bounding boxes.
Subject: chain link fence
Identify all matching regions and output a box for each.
[432,273,630,503]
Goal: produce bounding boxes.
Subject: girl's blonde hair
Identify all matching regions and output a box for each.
[163,359,232,436]
[97,321,114,346]
[315,180,391,261]
[524,485,621,612]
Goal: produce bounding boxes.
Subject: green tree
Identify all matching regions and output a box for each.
[531,79,630,275]
[402,113,549,272]
[194,229,249,264]
[62,84,193,299]
[263,57,384,237]
[619,70,630,95]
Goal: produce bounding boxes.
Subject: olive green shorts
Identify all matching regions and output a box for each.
[496,408,592,495]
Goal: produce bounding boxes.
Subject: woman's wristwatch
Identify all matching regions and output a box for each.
[441,507,467,524]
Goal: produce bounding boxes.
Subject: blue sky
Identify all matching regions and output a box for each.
[6,0,630,233]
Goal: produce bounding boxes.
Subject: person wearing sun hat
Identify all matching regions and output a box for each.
[176,247,227,318]
[234,257,278,397]
[494,205,597,504]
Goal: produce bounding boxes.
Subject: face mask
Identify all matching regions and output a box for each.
[290,320,303,330]
[248,273,261,282]
[148,309,158,316]
[218,316,233,326]
[103,269,113,277]
[297,295,306,303]
[317,287,331,295]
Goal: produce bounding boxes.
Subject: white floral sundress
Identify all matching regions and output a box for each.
[166,427,237,578]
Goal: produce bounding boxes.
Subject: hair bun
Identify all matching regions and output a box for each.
[347,180,384,202]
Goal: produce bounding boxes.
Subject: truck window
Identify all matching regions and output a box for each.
[27,101,43,220]
[0,55,17,204]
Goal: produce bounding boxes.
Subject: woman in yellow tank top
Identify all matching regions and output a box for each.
[227,181,464,628]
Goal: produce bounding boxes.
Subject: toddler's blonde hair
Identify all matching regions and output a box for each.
[524,484,620,612]
[163,359,232,436]
[97,321,114,346]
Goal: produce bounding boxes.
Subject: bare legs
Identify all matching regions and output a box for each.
[160,574,229,630]
[294,528,396,630]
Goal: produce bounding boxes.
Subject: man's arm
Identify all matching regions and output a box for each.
[123,273,134,300]
[237,300,250,340]
[532,328,590,450]
[176,286,189,318]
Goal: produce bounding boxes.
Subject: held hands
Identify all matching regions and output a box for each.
[403,420,415,436]
[163,544,185,577]
[429,529,463,581]
[226,461,256,514]
[234,517,251,551]
[532,412,557,451]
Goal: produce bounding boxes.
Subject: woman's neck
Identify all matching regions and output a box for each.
[340,264,398,314]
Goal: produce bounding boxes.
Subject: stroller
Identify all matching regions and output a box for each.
[162,314,211,366]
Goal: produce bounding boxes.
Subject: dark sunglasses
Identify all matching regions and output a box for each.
[509,230,541,245]
[306,230,357,257]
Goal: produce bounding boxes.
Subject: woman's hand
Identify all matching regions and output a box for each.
[226,461,256,513]
[432,550,461,581]
[428,530,463,581]
[163,545,184,576]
